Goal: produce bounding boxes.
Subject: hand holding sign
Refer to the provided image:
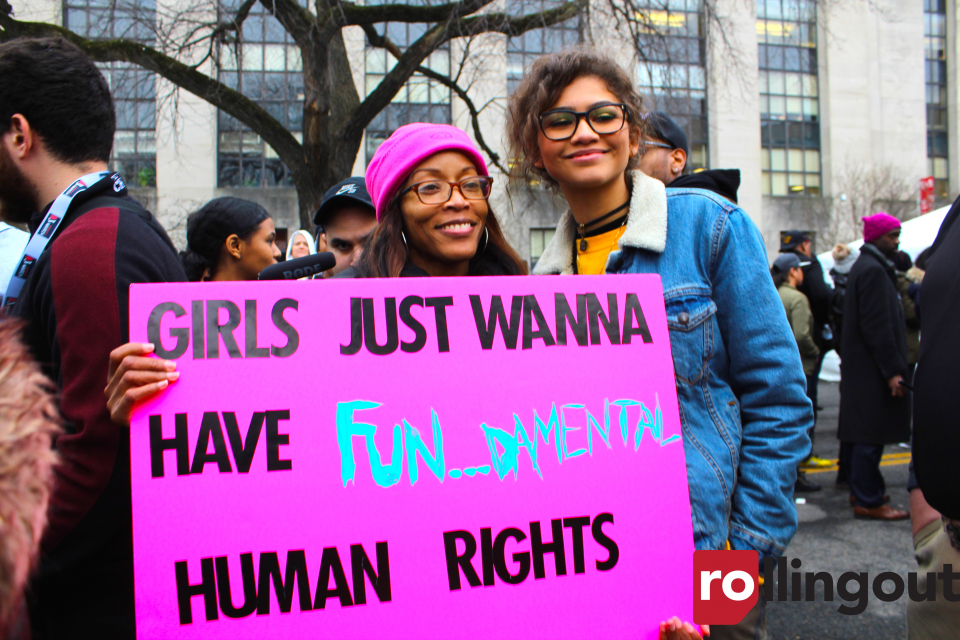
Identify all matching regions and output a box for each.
[105,342,178,427]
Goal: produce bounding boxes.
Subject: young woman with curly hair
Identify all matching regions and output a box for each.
[507,47,813,640]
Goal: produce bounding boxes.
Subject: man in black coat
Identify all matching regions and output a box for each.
[780,230,833,463]
[838,213,910,520]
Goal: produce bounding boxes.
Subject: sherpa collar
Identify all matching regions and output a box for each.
[532,170,668,275]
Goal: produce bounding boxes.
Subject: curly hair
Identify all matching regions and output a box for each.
[0,319,60,633]
[507,46,652,189]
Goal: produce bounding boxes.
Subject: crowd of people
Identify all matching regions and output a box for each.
[770,215,960,636]
[0,35,957,640]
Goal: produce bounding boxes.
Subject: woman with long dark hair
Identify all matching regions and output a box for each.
[343,123,526,278]
[105,131,523,422]
[180,196,281,282]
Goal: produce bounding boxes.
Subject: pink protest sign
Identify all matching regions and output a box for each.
[128,274,694,639]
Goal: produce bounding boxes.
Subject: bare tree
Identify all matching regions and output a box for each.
[783,162,918,248]
[1,0,588,228]
[1,0,780,229]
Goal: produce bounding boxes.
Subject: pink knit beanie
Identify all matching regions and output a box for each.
[862,212,901,243]
[365,123,489,220]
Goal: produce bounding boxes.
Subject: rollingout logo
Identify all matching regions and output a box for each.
[693,550,960,625]
[693,551,759,625]
[38,214,61,238]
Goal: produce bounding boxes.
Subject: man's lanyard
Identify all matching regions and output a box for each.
[3,171,125,310]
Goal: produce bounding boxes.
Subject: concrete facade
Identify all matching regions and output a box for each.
[18,0,957,263]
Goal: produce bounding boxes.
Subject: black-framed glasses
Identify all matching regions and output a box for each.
[538,103,629,141]
[399,176,494,205]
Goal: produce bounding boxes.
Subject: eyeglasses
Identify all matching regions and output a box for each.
[538,103,629,141]
[399,176,494,205]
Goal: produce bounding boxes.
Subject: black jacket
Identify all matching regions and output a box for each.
[791,251,833,347]
[669,169,740,203]
[838,243,911,445]
[913,196,960,518]
[12,179,186,637]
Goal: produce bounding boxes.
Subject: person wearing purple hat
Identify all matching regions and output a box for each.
[340,123,526,278]
[838,212,911,521]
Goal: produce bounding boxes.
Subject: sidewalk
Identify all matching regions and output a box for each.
[766,381,913,639]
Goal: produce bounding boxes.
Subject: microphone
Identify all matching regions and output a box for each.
[258,252,336,280]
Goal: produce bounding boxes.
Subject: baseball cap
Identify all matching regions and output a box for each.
[646,112,689,156]
[779,230,810,252]
[313,177,375,227]
[772,252,802,272]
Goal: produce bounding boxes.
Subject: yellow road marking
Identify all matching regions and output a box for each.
[805,453,911,474]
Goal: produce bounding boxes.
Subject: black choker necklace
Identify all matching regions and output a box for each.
[577,201,629,251]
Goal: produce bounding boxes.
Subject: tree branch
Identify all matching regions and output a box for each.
[336,0,495,27]
[446,0,588,39]
[347,0,586,143]
[416,64,504,173]
[358,21,503,172]
[0,13,303,171]
[211,0,258,45]
[340,21,448,142]
[257,0,315,47]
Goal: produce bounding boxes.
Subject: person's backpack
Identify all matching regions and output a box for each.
[829,269,848,357]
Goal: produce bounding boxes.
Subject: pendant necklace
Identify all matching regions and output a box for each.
[577,200,629,251]
[576,215,628,275]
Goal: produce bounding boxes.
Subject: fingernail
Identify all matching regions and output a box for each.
[144,343,155,351]
[158,379,168,389]
[164,361,177,371]
[167,372,179,381]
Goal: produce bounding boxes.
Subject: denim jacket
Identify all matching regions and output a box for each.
[533,171,813,565]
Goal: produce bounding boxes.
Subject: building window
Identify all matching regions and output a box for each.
[634,0,709,171]
[529,227,556,270]
[506,0,584,95]
[925,0,949,203]
[364,5,452,163]
[757,0,821,196]
[217,1,305,187]
[64,0,157,187]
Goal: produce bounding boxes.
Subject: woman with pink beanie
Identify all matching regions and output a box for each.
[339,123,526,278]
[102,124,527,429]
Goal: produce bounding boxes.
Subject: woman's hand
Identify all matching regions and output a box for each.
[659,617,709,640]
[105,343,178,427]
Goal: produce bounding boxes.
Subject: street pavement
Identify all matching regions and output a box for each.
[766,381,914,639]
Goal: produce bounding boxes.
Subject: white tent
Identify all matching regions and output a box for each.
[817,204,952,382]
